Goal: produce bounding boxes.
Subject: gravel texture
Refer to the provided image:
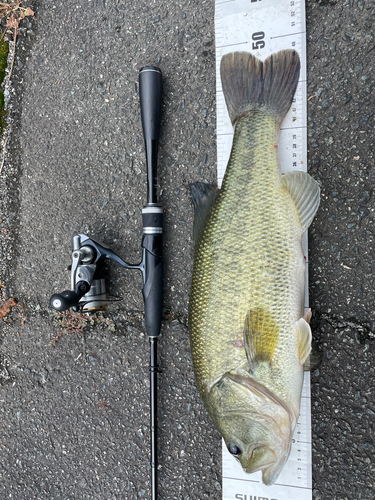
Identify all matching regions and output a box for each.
[0,0,374,498]
[307,1,375,499]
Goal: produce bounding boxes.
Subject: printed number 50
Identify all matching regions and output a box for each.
[252,31,265,50]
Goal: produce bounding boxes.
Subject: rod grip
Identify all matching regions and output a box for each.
[139,66,162,142]
[142,205,163,338]
[142,248,163,338]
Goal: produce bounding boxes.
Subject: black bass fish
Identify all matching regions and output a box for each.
[189,50,320,485]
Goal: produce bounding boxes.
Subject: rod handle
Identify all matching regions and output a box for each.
[142,239,163,338]
[142,206,163,338]
[139,66,162,142]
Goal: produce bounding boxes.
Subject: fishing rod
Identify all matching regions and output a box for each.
[50,66,163,500]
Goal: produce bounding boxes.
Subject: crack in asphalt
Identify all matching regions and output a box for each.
[316,311,375,343]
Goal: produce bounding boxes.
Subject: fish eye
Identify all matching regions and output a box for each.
[227,442,242,456]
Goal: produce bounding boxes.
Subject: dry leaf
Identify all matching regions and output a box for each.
[0,298,17,319]
[17,312,26,327]
[6,18,18,29]
[25,7,34,16]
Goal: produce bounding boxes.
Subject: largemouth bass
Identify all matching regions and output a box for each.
[188,50,320,485]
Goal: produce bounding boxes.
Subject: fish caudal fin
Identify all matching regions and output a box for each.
[220,50,300,125]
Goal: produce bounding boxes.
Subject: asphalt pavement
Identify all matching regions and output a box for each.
[0,0,374,499]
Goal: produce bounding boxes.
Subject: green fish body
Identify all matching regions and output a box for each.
[189,50,320,485]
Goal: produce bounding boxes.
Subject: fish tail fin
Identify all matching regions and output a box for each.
[220,50,300,125]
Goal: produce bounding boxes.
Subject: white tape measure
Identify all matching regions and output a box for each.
[215,1,312,498]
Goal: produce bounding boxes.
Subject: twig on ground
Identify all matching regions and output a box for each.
[50,310,116,347]
[0,132,9,175]
[6,27,17,85]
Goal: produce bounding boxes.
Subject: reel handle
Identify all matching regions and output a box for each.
[50,281,90,311]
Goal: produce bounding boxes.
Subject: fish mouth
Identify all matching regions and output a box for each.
[244,446,277,474]
[261,465,277,486]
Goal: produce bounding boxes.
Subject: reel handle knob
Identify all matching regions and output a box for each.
[50,281,90,311]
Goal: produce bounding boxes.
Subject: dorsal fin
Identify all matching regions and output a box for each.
[190,182,218,243]
[282,171,320,232]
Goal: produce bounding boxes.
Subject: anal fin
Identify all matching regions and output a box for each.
[304,340,322,371]
[282,171,320,233]
[296,317,312,365]
[304,308,312,324]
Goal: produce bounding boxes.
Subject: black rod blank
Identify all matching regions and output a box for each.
[150,338,158,500]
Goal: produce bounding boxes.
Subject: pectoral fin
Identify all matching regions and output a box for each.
[296,317,312,365]
[190,182,218,243]
[282,171,320,233]
[243,308,279,372]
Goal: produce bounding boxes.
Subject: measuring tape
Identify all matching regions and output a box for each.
[215,0,312,498]
[216,0,307,184]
